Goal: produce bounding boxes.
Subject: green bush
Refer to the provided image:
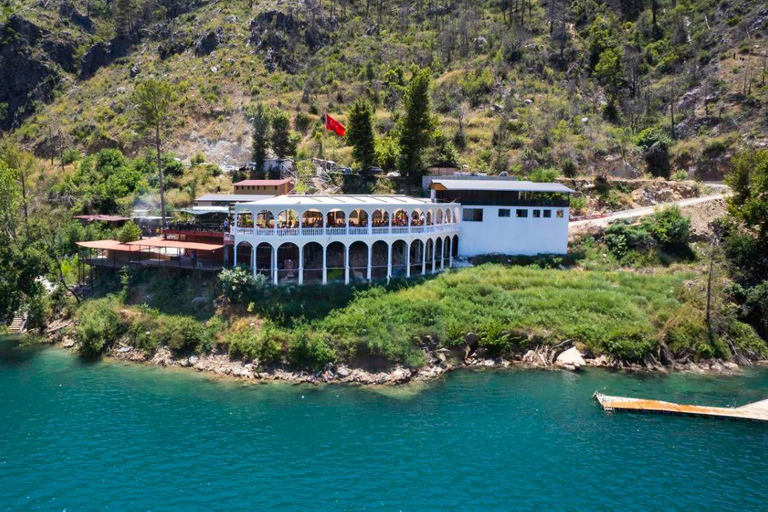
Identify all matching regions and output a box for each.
[635,128,671,178]
[218,267,267,303]
[288,325,335,368]
[117,221,142,243]
[76,298,123,356]
[604,222,652,260]
[641,205,691,252]
[225,322,285,363]
[155,315,209,354]
[529,167,560,183]
[61,148,81,165]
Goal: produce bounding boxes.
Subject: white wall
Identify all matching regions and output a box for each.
[458,205,569,257]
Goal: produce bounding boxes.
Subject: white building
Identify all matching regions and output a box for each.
[231,179,573,285]
[429,179,573,257]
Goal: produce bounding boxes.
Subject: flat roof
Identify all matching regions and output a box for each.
[430,179,574,193]
[241,195,436,208]
[196,194,274,202]
[234,179,292,186]
[77,239,224,252]
[74,214,131,222]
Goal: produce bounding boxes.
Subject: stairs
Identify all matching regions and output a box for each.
[8,314,26,335]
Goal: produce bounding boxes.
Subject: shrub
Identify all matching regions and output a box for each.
[191,152,206,165]
[76,298,123,356]
[61,148,81,165]
[288,325,335,368]
[561,157,577,177]
[529,167,560,183]
[225,322,285,363]
[155,316,209,353]
[635,127,671,178]
[672,170,688,181]
[218,267,267,303]
[641,206,690,252]
[117,221,142,243]
[604,222,652,260]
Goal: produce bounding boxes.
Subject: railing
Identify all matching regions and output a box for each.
[234,223,461,238]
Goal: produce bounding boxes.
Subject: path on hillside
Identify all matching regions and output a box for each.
[569,193,727,232]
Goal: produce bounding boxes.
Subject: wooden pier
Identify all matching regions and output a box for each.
[594,392,768,423]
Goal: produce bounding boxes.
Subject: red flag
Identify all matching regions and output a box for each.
[325,113,346,137]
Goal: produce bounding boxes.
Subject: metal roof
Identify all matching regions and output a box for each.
[178,206,230,215]
[78,239,224,252]
[430,179,574,193]
[76,240,135,251]
[234,178,292,186]
[196,194,275,202]
[74,214,131,222]
[241,195,436,208]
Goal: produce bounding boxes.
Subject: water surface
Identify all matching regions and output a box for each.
[1,339,767,510]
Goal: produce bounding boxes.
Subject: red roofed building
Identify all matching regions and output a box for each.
[233,178,293,196]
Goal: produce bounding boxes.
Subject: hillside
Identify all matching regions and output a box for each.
[1,0,767,180]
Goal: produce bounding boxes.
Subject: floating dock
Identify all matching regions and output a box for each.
[594,392,768,423]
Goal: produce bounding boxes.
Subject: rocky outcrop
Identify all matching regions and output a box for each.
[555,347,587,371]
[195,28,224,56]
[247,10,336,73]
[0,15,62,130]
[59,1,94,32]
[80,35,136,79]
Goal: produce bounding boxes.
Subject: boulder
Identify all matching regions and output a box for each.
[195,28,223,56]
[555,347,586,370]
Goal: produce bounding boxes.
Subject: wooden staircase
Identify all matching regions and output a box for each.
[7,314,27,335]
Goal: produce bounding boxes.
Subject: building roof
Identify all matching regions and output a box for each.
[430,179,574,193]
[241,194,436,208]
[234,178,292,187]
[127,238,224,251]
[196,194,275,203]
[74,214,131,222]
[77,239,224,252]
[179,206,230,215]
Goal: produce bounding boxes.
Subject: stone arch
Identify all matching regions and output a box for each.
[301,209,324,229]
[348,241,369,282]
[326,241,346,282]
[277,209,299,229]
[410,209,424,227]
[371,209,389,227]
[426,209,434,226]
[409,239,424,276]
[435,237,444,269]
[235,241,253,269]
[276,242,300,283]
[327,209,346,229]
[454,207,460,224]
[436,209,443,225]
[445,208,452,224]
[255,242,273,278]
[236,212,254,229]
[392,209,408,227]
[371,240,389,280]
[391,240,408,277]
[443,236,451,267]
[255,209,274,229]
[302,242,323,284]
[452,235,459,258]
[349,209,369,228]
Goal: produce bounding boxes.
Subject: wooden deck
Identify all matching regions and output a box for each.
[594,392,768,423]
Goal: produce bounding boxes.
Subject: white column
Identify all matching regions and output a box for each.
[388,210,392,234]
[273,210,278,237]
[421,241,427,275]
[299,210,303,237]
[431,239,436,274]
[448,238,453,268]
[298,244,304,285]
[272,246,278,285]
[234,244,238,267]
[251,245,257,276]
[322,246,327,285]
[387,243,392,279]
[367,211,372,235]
[344,245,350,285]
[367,245,372,281]
[406,242,411,278]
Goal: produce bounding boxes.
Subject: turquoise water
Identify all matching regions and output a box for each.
[1,339,768,511]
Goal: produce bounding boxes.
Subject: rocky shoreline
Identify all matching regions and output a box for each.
[51,329,755,385]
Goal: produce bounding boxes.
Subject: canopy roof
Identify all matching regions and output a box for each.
[77,239,224,252]
[179,206,230,215]
[430,179,574,193]
[74,214,131,222]
[234,178,292,186]
[242,194,435,208]
[196,194,274,203]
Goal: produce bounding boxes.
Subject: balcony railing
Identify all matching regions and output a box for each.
[232,223,460,237]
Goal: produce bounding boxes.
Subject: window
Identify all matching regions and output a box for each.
[499,208,510,218]
[556,210,564,218]
[543,210,552,218]
[463,208,484,222]
[533,210,541,218]
[516,209,528,218]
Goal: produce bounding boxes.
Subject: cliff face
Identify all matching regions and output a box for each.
[0,14,75,130]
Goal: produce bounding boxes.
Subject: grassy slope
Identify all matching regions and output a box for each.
[6,0,768,178]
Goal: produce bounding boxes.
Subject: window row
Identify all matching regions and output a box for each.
[462,208,566,222]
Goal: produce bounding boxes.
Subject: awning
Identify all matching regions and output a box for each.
[126,238,224,251]
[178,206,230,215]
[77,239,224,252]
[74,215,131,222]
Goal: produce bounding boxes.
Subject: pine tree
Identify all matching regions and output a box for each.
[251,103,270,174]
[397,69,435,185]
[346,100,376,174]
[270,110,294,159]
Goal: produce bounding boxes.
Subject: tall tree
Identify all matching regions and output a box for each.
[270,110,295,160]
[133,79,175,228]
[0,140,34,223]
[346,100,376,173]
[251,103,271,174]
[397,69,435,185]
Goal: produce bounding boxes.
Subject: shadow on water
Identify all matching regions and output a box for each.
[0,336,49,368]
